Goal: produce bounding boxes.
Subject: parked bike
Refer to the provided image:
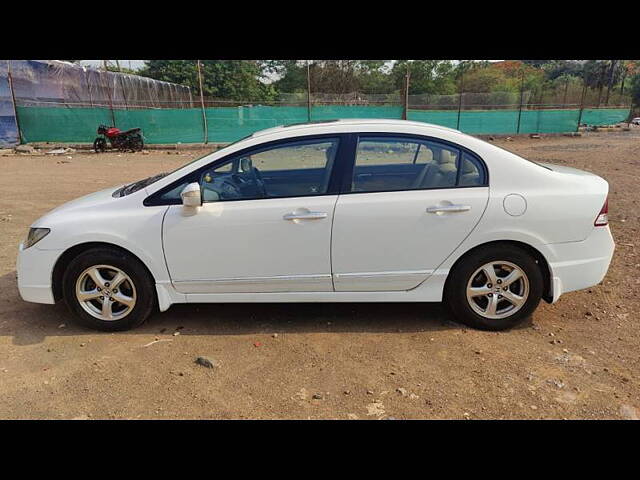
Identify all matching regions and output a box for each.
[93,125,144,153]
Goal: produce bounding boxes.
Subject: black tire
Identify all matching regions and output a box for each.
[93,137,107,153]
[62,247,156,331]
[130,133,144,152]
[444,244,543,331]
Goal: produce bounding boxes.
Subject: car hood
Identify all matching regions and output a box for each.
[32,186,123,227]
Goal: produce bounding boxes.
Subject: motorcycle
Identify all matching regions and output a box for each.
[93,124,144,153]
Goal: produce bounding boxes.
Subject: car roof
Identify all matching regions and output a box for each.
[250,118,461,138]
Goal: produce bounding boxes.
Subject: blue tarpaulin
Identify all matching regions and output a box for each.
[0,61,19,147]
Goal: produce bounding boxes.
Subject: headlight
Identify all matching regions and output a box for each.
[24,228,50,249]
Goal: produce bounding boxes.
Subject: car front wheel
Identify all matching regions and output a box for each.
[62,247,156,331]
[444,244,543,331]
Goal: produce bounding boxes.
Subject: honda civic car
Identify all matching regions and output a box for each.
[16,119,615,331]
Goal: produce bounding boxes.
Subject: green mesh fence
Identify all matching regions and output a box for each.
[459,110,520,134]
[582,108,630,126]
[115,108,205,143]
[15,105,632,144]
[407,110,459,129]
[17,106,113,143]
[519,109,581,134]
[311,105,403,122]
[206,106,308,142]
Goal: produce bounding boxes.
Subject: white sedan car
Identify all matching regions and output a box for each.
[17,119,614,331]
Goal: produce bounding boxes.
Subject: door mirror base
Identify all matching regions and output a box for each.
[181,182,202,208]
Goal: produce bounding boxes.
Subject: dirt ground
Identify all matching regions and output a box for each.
[0,131,639,420]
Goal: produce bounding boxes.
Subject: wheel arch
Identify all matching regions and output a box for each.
[52,241,157,301]
[445,240,553,303]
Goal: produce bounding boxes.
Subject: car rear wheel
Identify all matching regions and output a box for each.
[444,244,543,331]
[62,247,156,331]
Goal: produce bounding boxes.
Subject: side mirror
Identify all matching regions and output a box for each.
[180,182,202,208]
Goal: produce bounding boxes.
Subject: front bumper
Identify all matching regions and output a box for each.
[546,226,615,303]
[16,242,62,305]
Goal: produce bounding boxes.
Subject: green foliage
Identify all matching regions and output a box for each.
[131,59,633,107]
[139,60,278,102]
[391,60,457,95]
[105,65,138,75]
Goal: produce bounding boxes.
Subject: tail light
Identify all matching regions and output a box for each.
[594,196,609,226]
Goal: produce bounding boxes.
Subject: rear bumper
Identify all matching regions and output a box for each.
[546,226,615,303]
[16,242,62,305]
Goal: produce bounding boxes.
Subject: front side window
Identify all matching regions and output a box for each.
[351,136,484,193]
[199,138,339,202]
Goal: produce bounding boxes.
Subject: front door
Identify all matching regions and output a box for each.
[331,135,489,291]
[162,136,341,294]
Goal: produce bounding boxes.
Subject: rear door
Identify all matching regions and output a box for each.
[331,134,489,291]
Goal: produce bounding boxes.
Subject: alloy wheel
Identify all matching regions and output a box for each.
[465,261,529,320]
[75,264,137,321]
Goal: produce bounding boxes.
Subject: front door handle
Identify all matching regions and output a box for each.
[426,204,472,214]
[283,211,328,221]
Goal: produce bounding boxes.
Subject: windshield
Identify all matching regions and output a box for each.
[112,135,255,197]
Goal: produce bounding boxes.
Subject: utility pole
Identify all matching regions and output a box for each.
[306,60,312,122]
[197,60,208,144]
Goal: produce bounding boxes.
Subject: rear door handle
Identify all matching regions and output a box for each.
[426,204,472,214]
[283,211,328,221]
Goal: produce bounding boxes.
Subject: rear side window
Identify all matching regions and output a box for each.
[351,136,485,193]
[458,152,485,186]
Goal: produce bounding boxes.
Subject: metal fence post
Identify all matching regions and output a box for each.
[103,61,117,126]
[456,61,464,130]
[306,61,312,122]
[516,68,525,134]
[6,60,24,145]
[196,60,208,144]
[84,67,94,107]
[403,63,410,120]
[115,60,128,110]
[576,78,587,132]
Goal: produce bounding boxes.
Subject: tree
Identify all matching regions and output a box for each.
[105,65,138,75]
[540,60,584,81]
[308,60,361,93]
[269,60,397,95]
[356,61,395,94]
[138,60,277,101]
[390,60,457,95]
[263,60,307,93]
